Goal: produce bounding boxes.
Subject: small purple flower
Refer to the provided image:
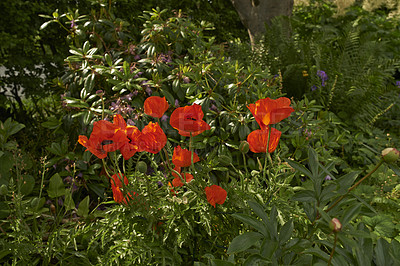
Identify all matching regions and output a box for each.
[182,76,190,84]
[317,70,328,87]
[70,19,77,28]
[145,87,152,96]
[311,85,318,91]
[174,99,179,108]
[210,104,218,112]
[325,175,332,181]
[161,114,169,122]
[121,93,134,101]
[396,81,400,88]
[157,181,163,188]
[127,119,135,126]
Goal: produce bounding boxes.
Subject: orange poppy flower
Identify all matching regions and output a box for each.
[169,103,211,137]
[172,145,200,167]
[144,96,169,118]
[171,166,182,178]
[139,122,167,154]
[247,97,294,130]
[110,173,134,205]
[172,173,194,187]
[205,185,227,208]
[78,135,108,159]
[247,127,282,153]
[107,114,142,160]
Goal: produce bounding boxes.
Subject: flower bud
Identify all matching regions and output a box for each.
[0,184,8,196]
[218,155,232,166]
[136,161,148,174]
[382,148,399,163]
[239,141,250,154]
[329,218,342,233]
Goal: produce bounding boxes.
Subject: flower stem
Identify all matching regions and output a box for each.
[328,233,338,266]
[326,159,384,213]
[262,126,272,181]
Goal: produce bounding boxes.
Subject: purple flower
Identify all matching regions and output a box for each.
[325,175,332,181]
[396,81,400,88]
[157,181,163,188]
[174,99,179,108]
[311,85,318,91]
[161,114,169,122]
[182,76,190,84]
[70,19,77,28]
[145,87,152,96]
[317,70,328,87]
[127,119,135,126]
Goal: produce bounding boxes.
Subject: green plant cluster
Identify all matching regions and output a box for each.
[0,1,399,265]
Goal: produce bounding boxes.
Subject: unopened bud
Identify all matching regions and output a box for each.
[329,218,342,233]
[239,141,250,154]
[136,161,148,174]
[382,148,399,163]
[218,155,232,166]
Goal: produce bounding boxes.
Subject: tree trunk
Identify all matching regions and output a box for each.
[230,0,294,46]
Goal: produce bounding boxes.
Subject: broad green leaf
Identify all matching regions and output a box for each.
[292,190,316,202]
[375,238,390,266]
[48,173,65,198]
[260,239,278,259]
[341,203,361,226]
[77,196,90,218]
[279,220,293,244]
[227,232,263,254]
[248,201,269,223]
[64,190,75,211]
[210,259,235,266]
[244,254,270,266]
[20,175,35,196]
[285,159,312,178]
[336,171,360,194]
[231,213,268,236]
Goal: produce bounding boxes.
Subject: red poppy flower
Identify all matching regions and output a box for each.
[247,127,282,153]
[78,119,121,159]
[106,114,142,160]
[144,96,169,118]
[78,135,108,159]
[110,173,133,205]
[247,97,294,130]
[170,103,211,137]
[171,166,182,178]
[172,145,200,167]
[139,122,167,154]
[172,173,194,187]
[205,185,227,208]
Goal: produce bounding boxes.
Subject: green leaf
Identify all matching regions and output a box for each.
[260,239,278,259]
[20,175,35,196]
[48,173,65,198]
[231,213,268,236]
[308,148,319,179]
[375,238,390,266]
[210,259,235,266]
[279,220,293,244]
[341,203,361,226]
[77,196,90,218]
[285,159,312,178]
[336,171,360,194]
[292,190,316,202]
[227,232,263,254]
[64,189,75,211]
[105,53,113,66]
[303,247,329,261]
[248,201,269,223]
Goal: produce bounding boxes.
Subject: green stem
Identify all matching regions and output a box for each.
[328,233,338,266]
[326,160,384,213]
[262,126,272,182]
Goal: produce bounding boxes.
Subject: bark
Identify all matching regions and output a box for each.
[230,0,294,46]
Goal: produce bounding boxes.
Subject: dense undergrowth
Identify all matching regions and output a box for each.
[0,1,400,265]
